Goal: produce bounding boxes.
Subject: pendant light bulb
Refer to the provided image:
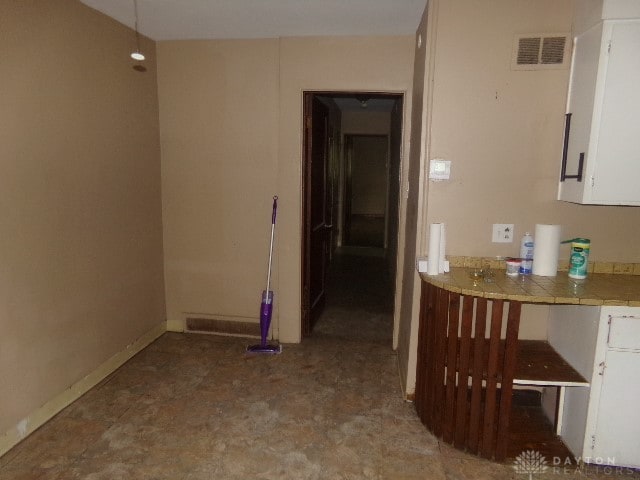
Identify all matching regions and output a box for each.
[130,0,145,62]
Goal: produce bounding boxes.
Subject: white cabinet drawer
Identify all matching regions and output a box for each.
[608,316,640,350]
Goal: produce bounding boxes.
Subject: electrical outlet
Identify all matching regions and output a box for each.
[492,224,514,243]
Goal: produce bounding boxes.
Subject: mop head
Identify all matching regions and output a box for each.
[246,343,282,355]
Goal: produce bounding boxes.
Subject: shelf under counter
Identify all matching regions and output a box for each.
[447,338,589,387]
[514,340,589,387]
[415,280,591,463]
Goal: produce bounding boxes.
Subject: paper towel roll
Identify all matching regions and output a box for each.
[427,223,442,275]
[532,224,561,276]
[439,224,446,273]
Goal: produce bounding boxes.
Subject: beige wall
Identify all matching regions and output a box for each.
[157,39,280,333]
[425,0,640,263]
[0,0,165,434]
[158,35,415,342]
[574,0,605,34]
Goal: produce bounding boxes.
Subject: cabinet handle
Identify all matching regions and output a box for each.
[560,113,584,182]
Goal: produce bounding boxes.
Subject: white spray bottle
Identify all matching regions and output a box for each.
[519,232,534,274]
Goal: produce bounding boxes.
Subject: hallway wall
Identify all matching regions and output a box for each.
[340,110,392,248]
[0,0,165,439]
[348,136,388,217]
[158,36,415,342]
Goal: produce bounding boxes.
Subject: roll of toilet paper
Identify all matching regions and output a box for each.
[532,224,561,276]
[427,223,442,275]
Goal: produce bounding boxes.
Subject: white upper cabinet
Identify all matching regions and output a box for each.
[558,19,640,205]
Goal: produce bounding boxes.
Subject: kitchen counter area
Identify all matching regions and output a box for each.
[414,263,640,466]
[419,267,640,306]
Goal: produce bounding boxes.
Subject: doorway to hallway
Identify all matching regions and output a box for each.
[301,91,404,343]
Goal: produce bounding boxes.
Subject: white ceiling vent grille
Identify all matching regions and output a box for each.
[512,33,570,70]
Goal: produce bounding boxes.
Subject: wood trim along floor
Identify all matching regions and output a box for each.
[0,321,166,457]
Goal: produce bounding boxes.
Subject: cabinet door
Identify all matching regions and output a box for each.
[607,315,640,350]
[590,21,640,204]
[591,349,640,467]
[558,23,602,203]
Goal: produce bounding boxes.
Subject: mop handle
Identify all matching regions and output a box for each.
[271,196,278,224]
[266,196,278,294]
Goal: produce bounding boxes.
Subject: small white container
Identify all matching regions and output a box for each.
[506,258,521,276]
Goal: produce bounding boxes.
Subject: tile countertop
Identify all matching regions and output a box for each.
[419,268,640,307]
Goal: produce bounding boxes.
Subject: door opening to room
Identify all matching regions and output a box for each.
[301,91,404,343]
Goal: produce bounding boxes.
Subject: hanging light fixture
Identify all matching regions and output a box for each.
[130,0,145,61]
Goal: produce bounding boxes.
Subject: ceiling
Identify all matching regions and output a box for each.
[79,0,427,41]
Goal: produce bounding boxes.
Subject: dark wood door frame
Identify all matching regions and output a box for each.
[301,91,404,338]
[302,93,331,337]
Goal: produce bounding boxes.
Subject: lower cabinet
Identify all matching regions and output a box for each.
[590,348,640,466]
[549,305,640,468]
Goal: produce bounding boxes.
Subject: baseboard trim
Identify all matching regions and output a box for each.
[166,319,185,332]
[186,317,260,337]
[0,321,166,458]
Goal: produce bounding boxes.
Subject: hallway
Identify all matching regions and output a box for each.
[313,248,393,346]
[0,253,621,479]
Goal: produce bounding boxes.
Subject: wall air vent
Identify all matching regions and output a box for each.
[186,317,260,337]
[512,33,570,70]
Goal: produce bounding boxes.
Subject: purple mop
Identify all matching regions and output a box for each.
[247,196,282,354]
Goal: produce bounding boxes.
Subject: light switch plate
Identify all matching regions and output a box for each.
[492,224,514,243]
[429,159,451,180]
